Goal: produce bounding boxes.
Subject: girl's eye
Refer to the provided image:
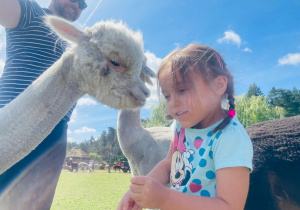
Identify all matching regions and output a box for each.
[110,60,120,67]
[179,89,186,93]
[164,95,170,99]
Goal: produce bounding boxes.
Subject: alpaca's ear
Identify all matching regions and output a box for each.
[44,16,85,44]
[140,71,154,86]
[142,64,156,78]
[141,55,156,85]
[142,55,156,78]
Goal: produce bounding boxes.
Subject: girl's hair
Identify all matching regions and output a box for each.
[157,43,235,133]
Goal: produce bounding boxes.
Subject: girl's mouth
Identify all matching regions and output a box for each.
[176,111,188,117]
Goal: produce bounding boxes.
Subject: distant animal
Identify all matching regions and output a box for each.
[99,164,105,170]
[78,162,89,172]
[113,165,122,172]
[66,159,78,172]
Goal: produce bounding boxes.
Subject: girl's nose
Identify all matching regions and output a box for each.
[169,94,180,107]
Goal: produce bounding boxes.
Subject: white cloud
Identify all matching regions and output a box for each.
[278,53,300,66]
[243,47,252,53]
[145,51,162,72]
[74,126,97,134]
[144,51,162,109]
[0,26,6,52]
[0,60,4,76]
[67,137,75,142]
[77,97,96,106]
[69,109,78,123]
[0,26,6,77]
[217,30,241,47]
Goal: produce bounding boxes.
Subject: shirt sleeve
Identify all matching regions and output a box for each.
[17,0,42,28]
[212,124,253,172]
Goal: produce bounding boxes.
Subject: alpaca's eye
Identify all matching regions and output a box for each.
[110,60,120,67]
[108,59,124,71]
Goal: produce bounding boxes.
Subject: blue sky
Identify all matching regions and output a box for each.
[0,0,299,143]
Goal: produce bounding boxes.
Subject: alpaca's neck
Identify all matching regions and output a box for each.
[117,109,172,177]
[117,109,143,148]
[0,53,84,175]
[118,109,142,129]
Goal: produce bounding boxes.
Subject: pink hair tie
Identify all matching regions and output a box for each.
[228,110,236,119]
[215,53,223,70]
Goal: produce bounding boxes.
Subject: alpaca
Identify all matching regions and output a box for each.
[245,115,300,210]
[113,165,122,172]
[118,91,300,209]
[0,15,155,176]
[66,158,79,172]
[78,162,89,172]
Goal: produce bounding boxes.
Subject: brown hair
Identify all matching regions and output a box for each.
[157,43,235,133]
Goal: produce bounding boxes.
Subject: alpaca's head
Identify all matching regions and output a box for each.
[45,16,155,109]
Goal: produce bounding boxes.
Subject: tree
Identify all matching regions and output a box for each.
[105,127,120,162]
[79,140,90,154]
[91,127,127,163]
[268,87,300,117]
[65,127,127,163]
[97,130,108,160]
[142,98,172,128]
[67,141,78,149]
[247,83,263,98]
[235,94,285,127]
[89,153,102,163]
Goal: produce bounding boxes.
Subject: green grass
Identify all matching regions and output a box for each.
[51,170,132,210]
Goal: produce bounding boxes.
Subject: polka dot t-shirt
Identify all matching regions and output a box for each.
[169,115,253,198]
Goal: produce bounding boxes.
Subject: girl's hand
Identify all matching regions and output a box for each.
[117,189,142,210]
[130,176,168,209]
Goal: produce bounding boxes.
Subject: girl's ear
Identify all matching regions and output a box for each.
[211,75,227,96]
[44,16,85,44]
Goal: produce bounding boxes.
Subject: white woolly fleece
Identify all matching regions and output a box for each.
[0,16,154,175]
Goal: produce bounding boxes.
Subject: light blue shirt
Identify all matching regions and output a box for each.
[170,115,253,197]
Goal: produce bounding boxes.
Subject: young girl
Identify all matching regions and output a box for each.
[117,44,253,210]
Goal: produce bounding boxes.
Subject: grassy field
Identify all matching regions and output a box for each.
[51,169,132,210]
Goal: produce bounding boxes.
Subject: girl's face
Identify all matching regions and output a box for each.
[159,68,226,129]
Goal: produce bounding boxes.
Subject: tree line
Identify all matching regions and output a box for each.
[67,127,126,164]
[240,83,299,126]
[68,84,299,162]
[142,84,299,128]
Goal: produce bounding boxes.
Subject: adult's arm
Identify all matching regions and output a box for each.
[0,0,21,29]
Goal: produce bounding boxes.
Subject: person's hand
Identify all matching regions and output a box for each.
[117,189,142,210]
[130,176,168,209]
